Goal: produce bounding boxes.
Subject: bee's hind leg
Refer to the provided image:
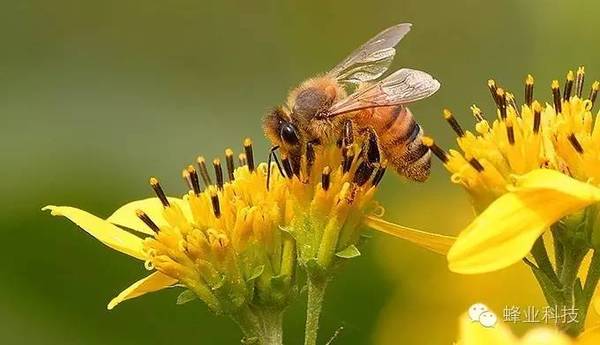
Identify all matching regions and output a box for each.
[353,127,381,186]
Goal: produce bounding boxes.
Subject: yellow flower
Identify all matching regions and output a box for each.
[426,67,600,274]
[456,309,600,345]
[44,137,452,323]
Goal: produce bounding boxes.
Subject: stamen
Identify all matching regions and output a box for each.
[488,79,501,107]
[213,158,224,190]
[575,66,585,97]
[149,177,170,207]
[342,146,355,173]
[321,166,331,191]
[135,209,160,233]
[238,153,247,166]
[443,109,465,137]
[225,148,235,182]
[525,74,534,106]
[563,70,574,101]
[532,101,542,134]
[590,81,599,109]
[353,161,375,186]
[372,163,387,186]
[184,165,201,195]
[552,80,562,113]
[244,138,255,172]
[196,156,213,187]
[496,88,507,119]
[468,157,484,172]
[470,105,485,122]
[210,188,221,218]
[506,92,520,117]
[568,133,584,154]
[506,120,515,145]
[422,136,448,163]
[281,154,294,179]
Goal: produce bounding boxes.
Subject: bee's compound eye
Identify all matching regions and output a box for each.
[280,123,300,146]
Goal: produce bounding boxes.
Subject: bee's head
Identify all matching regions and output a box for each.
[263,107,302,152]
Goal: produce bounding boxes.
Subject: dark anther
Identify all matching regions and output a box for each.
[575,67,585,98]
[353,161,375,186]
[196,156,213,188]
[552,80,562,113]
[342,146,355,173]
[564,71,574,101]
[488,79,501,107]
[506,123,515,145]
[533,104,542,134]
[468,158,484,172]
[590,82,599,110]
[443,109,465,137]
[225,149,235,182]
[210,189,221,218]
[471,105,485,122]
[342,120,354,147]
[422,137,448,164]
[321,166,331,191]
[213,159,224,190]
[135,209,160,233]
[244,138,255,172]
[568,134,584,154]
[238,153,248,166]
[150,177,170,207]
[525,75,534,107]
[185,165,201,195]
[496,88,507,119]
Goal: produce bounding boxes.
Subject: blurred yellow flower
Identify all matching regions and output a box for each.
[456,309,600,345]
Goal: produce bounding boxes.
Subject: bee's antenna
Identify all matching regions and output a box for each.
[266,145,285,190]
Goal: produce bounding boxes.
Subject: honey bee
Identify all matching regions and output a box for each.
[263,23,440,182]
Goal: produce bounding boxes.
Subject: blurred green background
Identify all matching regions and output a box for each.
[2,0,599,343]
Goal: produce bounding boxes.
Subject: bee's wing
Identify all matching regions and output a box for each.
[327,23,412,85]
[327,68,440,116]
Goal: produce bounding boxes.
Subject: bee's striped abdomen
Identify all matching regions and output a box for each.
[373,105,432,182]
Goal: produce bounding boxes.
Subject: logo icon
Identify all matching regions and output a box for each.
[468,303,497,328]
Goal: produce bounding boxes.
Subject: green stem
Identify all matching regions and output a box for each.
[258,309,284,345]
[231,306,261,344]
[531,236,560,285]
[573,249,600,335]
[305,275,328,345]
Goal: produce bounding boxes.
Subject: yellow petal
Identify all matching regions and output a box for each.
[107,272,178,310]
[457,312,517,345]
[520,328,572,345]
[578,325,600,345]
[448,169,600,274]
[43,205,146,260]
[364,216,456,255]
[106,197,190,235]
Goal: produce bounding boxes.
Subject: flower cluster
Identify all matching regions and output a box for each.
[45,134,451,343]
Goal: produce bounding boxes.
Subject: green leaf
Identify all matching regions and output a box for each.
[176,290,197,305]
[335,245,361,259]
[246,265,265,281]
